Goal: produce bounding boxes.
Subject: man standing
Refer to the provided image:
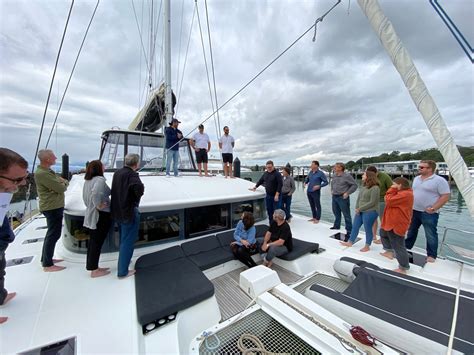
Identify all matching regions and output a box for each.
[111,154,144,278]
[405,160,450,262]
[0,148,28,324]
[366,166,392,243]
[165,118,183,177]
[218,126,235,178]
[34,149,68,272]
[251,161,283,225]
[190,124,211,177]
[257,209,293,268]
[305,161,328,224]
[330,162,358,239]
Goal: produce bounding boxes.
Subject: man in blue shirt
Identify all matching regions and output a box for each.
[305,160,328,224]
[165,118,183,177]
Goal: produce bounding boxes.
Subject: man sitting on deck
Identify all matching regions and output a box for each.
[257,209,293,268]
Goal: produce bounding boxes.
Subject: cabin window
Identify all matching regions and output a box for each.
[231,199,265,226]
[136,211,180,244]
[185,204,229,237]
[63,213,92,253]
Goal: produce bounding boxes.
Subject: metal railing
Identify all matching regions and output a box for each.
[439,226,474,265]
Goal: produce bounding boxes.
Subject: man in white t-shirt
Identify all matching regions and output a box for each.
[218,126,235,178]
[405,160,450,263]
[190,124,211,177]
[0,148,29,324]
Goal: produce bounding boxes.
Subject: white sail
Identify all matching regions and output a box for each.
[358,0,474,217]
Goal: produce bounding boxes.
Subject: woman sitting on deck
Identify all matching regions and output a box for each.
[379,177,414,274]
[230,212,257,268]
[340,171,380,252]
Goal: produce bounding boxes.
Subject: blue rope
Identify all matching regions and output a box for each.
[430,0,473,63]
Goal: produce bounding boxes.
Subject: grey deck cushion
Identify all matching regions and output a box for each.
[255,224,269,238]
[182,235,235,270]
[135,246,185,270]
[135,257,214,325]
[277,238,319,261]
[216,230,235,248]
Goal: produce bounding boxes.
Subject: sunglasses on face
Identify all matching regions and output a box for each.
[418,166,429,169]
[0,173,29,185]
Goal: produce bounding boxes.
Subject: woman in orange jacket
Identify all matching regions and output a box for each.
[380,177,414,274]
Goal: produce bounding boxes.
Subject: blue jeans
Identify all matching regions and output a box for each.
[281,194,292,220]
[117,208,140,277]
[405,210,439,259]
[166,149,180,176]
[348,210,378,246]
[41,208,64,267]
[332,195,352,234]
[265,194,282,225]
[307,190,322,220]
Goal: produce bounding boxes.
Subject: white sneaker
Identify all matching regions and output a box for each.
[166,174,171,178]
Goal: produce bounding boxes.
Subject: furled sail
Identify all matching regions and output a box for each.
[128,83,176,132]
[358,0,474,217]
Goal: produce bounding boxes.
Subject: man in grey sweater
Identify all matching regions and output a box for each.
[330,163,358,239]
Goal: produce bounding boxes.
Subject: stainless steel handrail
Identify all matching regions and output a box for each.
[439,226,474,256]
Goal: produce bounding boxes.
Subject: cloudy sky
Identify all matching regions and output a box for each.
[1,0,473,168]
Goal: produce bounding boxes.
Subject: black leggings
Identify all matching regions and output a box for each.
[86,211,112,270]
[231,244,257,268]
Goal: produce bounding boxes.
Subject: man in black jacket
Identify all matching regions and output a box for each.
[251,161,283,225]
[111,154,144,278]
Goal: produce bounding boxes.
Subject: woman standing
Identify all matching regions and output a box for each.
[281,167,296,222]
[231,212,257,268]
[379,177,414,274]
[340,171,379,252]
[83,160,112,278]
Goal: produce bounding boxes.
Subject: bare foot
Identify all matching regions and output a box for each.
[98,267,110,271]
[43,265,66,272]
[118,270,136,279]
[312,219,320,224]
[308,218,315,222]
[0,317,7,324]
[380,251,394,260]
[263,260,273,268]
[91,269,111,278]
[373,239,382,245]
[340,241,353,247]
[426,256,436,263]
[393,268,407,274]
[1,292,16,306]
[53,259,64,263]
[360,245,370,252]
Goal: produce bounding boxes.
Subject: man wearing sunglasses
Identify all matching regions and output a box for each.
[0,147,28,324]
[405,160,450,263]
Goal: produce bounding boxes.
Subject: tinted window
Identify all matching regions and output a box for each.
[231,199,265,226]
[186,204,229,237]
[137,211,180,244]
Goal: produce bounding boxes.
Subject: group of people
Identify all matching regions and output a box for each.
[166,120,236,178]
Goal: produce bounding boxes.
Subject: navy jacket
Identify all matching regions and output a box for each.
[110,167,144,223]
[0,215,15,251]
[165,126,183,151]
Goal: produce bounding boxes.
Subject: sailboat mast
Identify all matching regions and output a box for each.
[164,0,173,123]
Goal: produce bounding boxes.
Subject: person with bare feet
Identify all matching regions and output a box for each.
[379,177,414,274]
[34,149,68,272]
[304,161,328,224]
[366,166,392,245]
[190,124,211,177]
[218,126,235,178]
[83,160,112,278]
[405,160,450,263]
[111,154,144,279]
[0,148,29,324]
[340,171,379,252]
[257,210,293,268]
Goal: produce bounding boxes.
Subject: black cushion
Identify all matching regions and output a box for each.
[255,224,269,239]
[135,246,185,270]
[277,238,319,261]
[216,230,235,248]
[135,258,214,325]
[181,235,220,256]
[187,248,235,270]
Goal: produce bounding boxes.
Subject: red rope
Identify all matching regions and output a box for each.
[350,326,376,346]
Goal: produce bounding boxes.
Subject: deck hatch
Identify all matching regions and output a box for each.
[18,336,76,355]
[22,237,45,244]
[6,256,34,267]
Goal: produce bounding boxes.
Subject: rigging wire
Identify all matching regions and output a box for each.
[175,0,185,91]
[204,0,222,140]
[45,0,100,148]
[312,0,341,42]
[131,0,152,79]
[167,0,342,150]
[429,0,473,64]
[175,6,196,116]
[195,1,220,143]
[31,0,75,172]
